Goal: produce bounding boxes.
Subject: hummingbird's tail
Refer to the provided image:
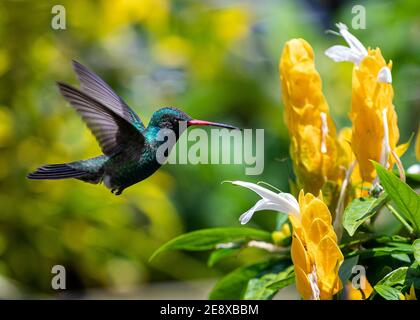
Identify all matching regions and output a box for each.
[27,163,87,180]
[27,156,106,184]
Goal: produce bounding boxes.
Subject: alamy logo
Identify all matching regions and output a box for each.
[51,5,66,30]
[351,265,367,290]
[155,123,265,175]
[351,5,366,29]
[51,265,66,290]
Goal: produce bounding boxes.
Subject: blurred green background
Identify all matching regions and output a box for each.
[0,0,418,297]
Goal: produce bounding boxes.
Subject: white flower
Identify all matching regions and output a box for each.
[407,164,420,175]
[377,66,392,84]
[308,267,321,300]
[320,112,328,154]
[379,109,391,169]
[229,181,299,224]
[325,22,367,66]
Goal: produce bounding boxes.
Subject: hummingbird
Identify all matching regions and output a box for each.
[27,61,239,195]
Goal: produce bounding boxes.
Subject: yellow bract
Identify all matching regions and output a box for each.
[289,190,343,300]
[350,48,399,182]
[279,39,341,194]
[345,275,373,300]
[337,127,370,197]
[399,285,417,300]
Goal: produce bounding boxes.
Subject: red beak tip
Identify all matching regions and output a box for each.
[188,119,240,130]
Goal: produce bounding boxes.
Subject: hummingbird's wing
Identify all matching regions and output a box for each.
[57,82,145,157]
[72,60,145,131]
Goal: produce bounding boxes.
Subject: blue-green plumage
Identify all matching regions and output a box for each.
[27,61,238,195]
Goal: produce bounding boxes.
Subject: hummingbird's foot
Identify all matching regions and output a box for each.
[111,187,124,195]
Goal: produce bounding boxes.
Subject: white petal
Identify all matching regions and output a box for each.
[308,268,321,300]
[239,199,267,224]
[407,164,420,175]
[238,198,299,225]
[320,112,328,154]
[276,194,300,216]
[263,200,295,214]
[379,109,391,169]
[377,66,392,84]
[231,181,283,203]
[325,45,364,65]
[231,181,300,216]
[336,22,367,57]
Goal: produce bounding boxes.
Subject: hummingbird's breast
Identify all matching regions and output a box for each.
[102,140,162,190]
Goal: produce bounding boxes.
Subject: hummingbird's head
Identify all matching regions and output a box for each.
[149,107,239,137]
[149,107,192,134]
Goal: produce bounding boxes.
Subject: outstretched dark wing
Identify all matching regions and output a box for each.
[58,82,144,157]
[72,60,145,131]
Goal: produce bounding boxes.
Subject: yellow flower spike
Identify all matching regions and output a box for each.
[291,191,343,300]
[280,39,341,194]
[233,182,343,300]
[326,23,403,182]
[351,49,399,181]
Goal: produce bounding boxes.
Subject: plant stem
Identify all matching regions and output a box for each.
[385,203,415,236]
[339,235,375,249]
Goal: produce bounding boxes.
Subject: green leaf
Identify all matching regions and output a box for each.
[343,193,388,236]
[209,259,290,300]
[374,162,420,233]
[391,253,411,263]
[376,267,408,287]
[207,248,240,267]
[150,227,271,261]
[266,268,295,290]
[413,239,420,264]
[243,274,280,300]
[374,285,401,300]
[347,245,413,259]
[406,263,420,289]
[373,267,410,300]
[371,263,420,299]
[243,265,295,299]
[265,274,294,291]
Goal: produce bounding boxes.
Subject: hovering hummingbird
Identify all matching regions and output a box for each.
[27,61,239,195]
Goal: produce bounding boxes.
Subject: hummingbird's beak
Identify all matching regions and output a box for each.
[187,119,240,130]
